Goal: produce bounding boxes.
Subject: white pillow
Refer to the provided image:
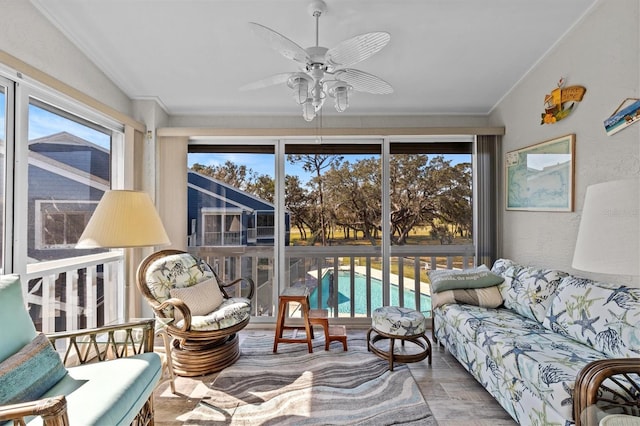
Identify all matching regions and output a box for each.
[169,278,223,321]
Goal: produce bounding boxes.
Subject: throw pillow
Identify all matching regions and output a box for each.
[0,333,67,404]
[543,276,640,358]
[428,265,504,293]
[169,278,224,321]
[500,265,568,323]
[431,286,503,309]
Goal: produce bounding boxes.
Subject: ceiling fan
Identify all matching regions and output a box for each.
[240,0,393,121]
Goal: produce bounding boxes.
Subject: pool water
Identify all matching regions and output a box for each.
[308,270,432,315]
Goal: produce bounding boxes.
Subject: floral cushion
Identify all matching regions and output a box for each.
[371,306,427,336]
[498,264,568,323]
[175,297,251,331]
[142,252,215,318]
[543,276,640,357]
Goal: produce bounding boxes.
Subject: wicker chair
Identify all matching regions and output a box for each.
[0,274,161,426]
[136,249,255,377]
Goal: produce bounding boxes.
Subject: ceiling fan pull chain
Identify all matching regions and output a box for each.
[314,11,320,47]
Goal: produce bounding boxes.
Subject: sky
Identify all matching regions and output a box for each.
[28,104,111,148]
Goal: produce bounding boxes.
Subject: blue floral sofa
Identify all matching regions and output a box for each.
[432,258,640,426]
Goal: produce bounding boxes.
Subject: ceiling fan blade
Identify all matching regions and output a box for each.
[326,32,390,68]
[239,73,293,91]
[248,22,309,64]
[333,69,393,94]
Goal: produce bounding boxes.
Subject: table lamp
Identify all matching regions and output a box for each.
[572,178,639,276]
[76,190,170,249]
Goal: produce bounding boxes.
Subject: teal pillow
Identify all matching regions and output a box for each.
[0,333,67,404]
[428,265,504,293]
[0,274,37,362]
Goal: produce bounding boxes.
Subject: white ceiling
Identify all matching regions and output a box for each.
[30,0,598,118]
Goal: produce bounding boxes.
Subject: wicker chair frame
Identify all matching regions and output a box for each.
[574,358,640,426]
[136,249,255,377]
[0,319,157,426]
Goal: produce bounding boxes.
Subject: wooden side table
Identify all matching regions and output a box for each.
[273,287,314,353]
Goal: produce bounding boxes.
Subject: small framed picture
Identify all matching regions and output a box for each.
[505,134,575,212]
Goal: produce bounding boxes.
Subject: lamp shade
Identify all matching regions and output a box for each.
[76,190,171,249]
[572,178,639,276]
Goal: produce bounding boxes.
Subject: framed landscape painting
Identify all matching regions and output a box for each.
[505,134,575,211]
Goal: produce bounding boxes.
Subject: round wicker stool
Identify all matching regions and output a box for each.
[367,306,432,371]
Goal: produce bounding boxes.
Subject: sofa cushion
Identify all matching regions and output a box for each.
[431,286,503,309]
[0,333,67,404]
[499,265,568,323]
[543,276,640,357]
[428,265,504,293]
[176,297,251,331]
[0,275,38,362]
[491,258,521,276]
[477,322,608,423]
[38,352,162,426]
[169,277,223,321]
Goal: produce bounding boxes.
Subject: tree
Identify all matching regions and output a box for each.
[389,154,472,245]
[285,175,312,240]
[287,154,342,246]
[191,161,274,202]
[324,158,381,245]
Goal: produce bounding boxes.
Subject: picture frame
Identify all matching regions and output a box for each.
[505,134,575,211]
[603,98,640,136]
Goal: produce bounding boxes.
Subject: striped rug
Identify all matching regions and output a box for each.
[185,331,436,425]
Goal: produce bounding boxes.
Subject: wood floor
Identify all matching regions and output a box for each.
[153,328,517,425]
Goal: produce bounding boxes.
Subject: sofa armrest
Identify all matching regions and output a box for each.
[46,318,156,365]
[0,395,68,426]
[574,358,640,426]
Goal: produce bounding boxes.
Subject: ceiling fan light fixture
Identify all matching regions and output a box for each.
[287,73,311,104]
[302,99,316,121]
[329,84,350,112]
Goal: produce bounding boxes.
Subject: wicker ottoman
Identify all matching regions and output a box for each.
[367,306,432,371]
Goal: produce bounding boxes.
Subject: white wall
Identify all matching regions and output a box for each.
[0,0,132,115]
[489,0,640,285]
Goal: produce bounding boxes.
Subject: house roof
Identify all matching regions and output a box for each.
[30,0,598,118]
[188,170,276,212]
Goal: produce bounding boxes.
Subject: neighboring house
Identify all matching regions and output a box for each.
[187,171,290,247]
[27,131,110,330]
[28,131,110,262]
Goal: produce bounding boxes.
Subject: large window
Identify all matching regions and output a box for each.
[188,138,475,320]
[0,73,127,333]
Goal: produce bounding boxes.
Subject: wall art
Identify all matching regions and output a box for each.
[506,134,575,211]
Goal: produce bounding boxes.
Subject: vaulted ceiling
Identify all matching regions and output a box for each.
[31,0,598,118]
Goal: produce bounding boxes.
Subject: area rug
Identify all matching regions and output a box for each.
[185,332,436,425]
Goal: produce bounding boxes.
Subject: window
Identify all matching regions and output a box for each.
[188,147,276,317]
[188,138,479,319]
[36,201,97,248]
[27,99,111,262]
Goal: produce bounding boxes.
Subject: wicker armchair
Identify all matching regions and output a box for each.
[136,249,255,377]
[0,274,161,426]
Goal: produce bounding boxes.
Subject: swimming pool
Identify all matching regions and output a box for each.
[308,270,431,315]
